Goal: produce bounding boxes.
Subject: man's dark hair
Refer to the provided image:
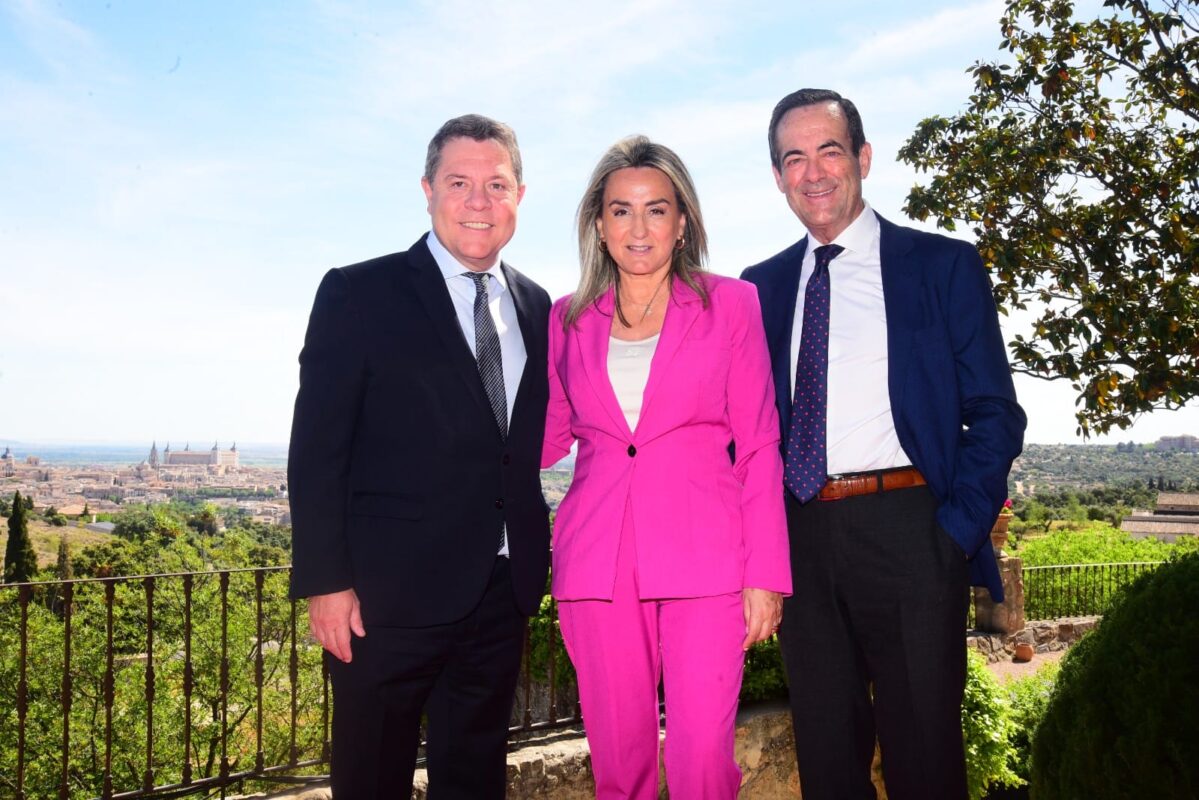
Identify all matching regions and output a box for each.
[424,114,523,185]
[768,89,866,169]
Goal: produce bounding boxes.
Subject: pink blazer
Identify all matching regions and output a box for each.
[543,274,791,601]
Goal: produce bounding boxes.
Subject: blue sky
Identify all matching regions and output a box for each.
[2,0,1196,447]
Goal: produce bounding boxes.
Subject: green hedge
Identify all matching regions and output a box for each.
[1031,553,1199,797]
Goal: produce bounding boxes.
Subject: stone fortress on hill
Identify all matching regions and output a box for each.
[148,441,239,469]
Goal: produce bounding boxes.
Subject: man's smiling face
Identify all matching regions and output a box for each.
[421,136,525,271]
[772,102,872,244]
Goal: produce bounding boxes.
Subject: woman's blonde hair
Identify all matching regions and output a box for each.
[566,135,709,328]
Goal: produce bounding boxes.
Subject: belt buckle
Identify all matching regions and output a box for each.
[819,475,846,502]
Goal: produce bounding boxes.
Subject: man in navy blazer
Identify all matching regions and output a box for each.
[742,89,1026,799]
[288,115,551,798]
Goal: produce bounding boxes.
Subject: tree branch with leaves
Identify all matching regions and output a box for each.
[900,0,1198,436]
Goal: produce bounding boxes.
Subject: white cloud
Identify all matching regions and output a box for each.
[3,0,110,78]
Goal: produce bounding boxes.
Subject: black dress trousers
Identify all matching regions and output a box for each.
[778,485,970,800]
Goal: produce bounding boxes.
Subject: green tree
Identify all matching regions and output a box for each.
[111,503,185,543]
[186,504,220,537]
[899,0,1199,436]
[56,534,72,581]
[4,491,38,583]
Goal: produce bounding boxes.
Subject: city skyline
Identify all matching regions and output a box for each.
[3,0,1197,445]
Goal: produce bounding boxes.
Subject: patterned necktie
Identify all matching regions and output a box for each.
[784,243,843,503]
[466,273,508,440]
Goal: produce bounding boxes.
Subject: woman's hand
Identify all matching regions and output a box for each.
[741,587,783,651]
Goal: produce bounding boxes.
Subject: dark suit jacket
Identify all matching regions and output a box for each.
[288,234,552,626]
[741,213,1026,600]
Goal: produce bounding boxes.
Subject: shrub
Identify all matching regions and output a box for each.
[1031,553,1199,798]
[1004,660,1060,784]
[740,637,788,702]
[525,593,575,692]
[962,650,1020,799]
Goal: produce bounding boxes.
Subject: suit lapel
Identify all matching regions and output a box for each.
[577,290,634,438]
[878,214,921,417]
[503,261,545,425]
[762,238,807,434]
[637,279,703,438]
[405,236,495,422]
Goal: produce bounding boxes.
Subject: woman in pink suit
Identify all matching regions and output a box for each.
[543,136,791,798]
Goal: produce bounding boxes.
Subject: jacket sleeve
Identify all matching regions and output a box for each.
[726,283,792,595]
[542,299,575,468]
[287,268,365,599]
[934,245,1027,557]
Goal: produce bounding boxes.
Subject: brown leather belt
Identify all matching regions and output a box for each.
[818,466,927,501]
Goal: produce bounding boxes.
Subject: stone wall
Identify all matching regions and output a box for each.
[968,615,1098,663]
[258,703,806,800]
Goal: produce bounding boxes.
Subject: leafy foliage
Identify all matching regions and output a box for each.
[900,0,1199,436]
[55,534,72,581]
[1009,523,1196,618]
[962,650,1021,799]
[525,593,575,691]
[740,636,788,702]
[1004,659,1061,784]
[1011,521,1186,565]
[0,502,318,800]
[110,504,186,543]
[1031,552,1199,796]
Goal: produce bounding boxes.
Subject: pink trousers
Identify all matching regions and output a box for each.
[558,522,746,799]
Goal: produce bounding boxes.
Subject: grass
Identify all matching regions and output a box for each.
[1,516,115,570]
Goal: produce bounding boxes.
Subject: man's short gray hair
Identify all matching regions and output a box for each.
[424,114,523,185]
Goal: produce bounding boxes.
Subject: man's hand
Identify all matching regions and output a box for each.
[307,588,365,663]
[742,587,783,651]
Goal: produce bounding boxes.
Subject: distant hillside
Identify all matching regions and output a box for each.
[1012,443,1199,494]
[0,517,114,569]
[0,441,288,467]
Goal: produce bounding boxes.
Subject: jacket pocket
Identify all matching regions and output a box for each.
[349,493,423,520]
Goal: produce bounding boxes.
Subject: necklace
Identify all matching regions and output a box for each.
[624,276,669,326]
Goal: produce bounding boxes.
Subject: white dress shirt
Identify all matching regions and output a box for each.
[789,203,912,474]
[427,229,527,425]
[427,229,527,555]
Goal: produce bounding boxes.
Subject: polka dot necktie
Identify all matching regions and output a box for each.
[784,244,843,503]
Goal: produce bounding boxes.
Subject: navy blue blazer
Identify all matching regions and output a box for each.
[741,213,1026,600]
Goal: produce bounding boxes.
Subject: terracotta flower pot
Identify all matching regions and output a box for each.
[990,513,1012,554]
[1013,642,1034,663]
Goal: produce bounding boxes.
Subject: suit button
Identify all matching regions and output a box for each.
[627,445,636,457]
[502,454,511,466]
[495,498,505,509]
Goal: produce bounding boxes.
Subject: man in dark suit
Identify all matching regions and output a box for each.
[288,114,552,798]
[741,89,1026,800]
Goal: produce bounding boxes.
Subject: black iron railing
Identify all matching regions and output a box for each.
[0,569,580,800]
[1023,561,1164,620]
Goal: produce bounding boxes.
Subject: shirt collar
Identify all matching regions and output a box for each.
[427,229,509,293]
[804,202,879,256]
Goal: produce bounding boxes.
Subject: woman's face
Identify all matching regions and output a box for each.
[596,167,687,280]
